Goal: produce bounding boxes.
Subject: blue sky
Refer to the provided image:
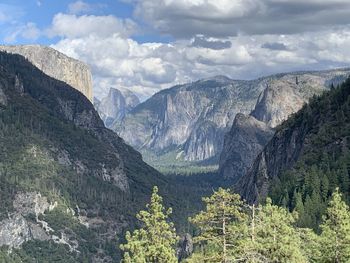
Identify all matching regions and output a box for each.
[1,0,350,99]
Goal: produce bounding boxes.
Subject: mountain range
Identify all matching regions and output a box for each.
[113,69,350,173]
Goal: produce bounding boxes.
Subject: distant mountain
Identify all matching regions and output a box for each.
[219,69,350,182]
[0,51,184,261]
[95,88,140,128]
[0,45,93,101]
[237,77,350,224]
[115,70,350,171]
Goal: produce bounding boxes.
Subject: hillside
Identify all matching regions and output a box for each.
[237,78,350,228]
[0,51,193,262]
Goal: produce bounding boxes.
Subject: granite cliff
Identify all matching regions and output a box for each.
[95,88,140,129]
[0,45,93,101]
[219,69,350,182]
[237,77,350,204]
[116,70,350,171]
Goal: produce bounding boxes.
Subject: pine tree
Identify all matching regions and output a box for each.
[319,188,350,262]
[188,188,248,263]
[249,198,307,263]
[120,186,178,263]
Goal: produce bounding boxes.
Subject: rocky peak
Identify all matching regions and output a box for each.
[0,45,93,101]
[95,87,140,128]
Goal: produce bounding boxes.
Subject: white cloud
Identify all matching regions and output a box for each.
[68,1,92,15]
[43,8,350,100]
[4,22,40,43]
[131,0,350,38]
[48,13,137,39]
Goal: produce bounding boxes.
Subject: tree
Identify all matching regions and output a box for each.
[244,198,307,263]
[319,188,350,262]
[120,186,178,263]
[188,188,248,263]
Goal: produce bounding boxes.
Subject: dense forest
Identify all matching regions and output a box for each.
[269,79,350,230]
[119,187,350,262]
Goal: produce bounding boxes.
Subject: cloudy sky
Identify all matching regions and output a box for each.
[1,0,350,99]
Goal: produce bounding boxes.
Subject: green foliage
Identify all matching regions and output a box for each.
[187,189,306,263]
[120,186,178,263]
[270,78,350,230]
[319,188,350,262]
[188,188,247,262]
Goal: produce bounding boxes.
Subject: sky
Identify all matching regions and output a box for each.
[1,0,350,99]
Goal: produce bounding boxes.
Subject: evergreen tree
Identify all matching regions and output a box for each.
[188,188,248,263]
[120,186,178,263]
[244,198,307,263]
[319,188,350,262]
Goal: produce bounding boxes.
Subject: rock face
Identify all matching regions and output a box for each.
[95,88,140,129]
[219,114,274,182]
[0,45,93,101]
[117,70,350,167]
[219,69,350,181]
[115,76,267,163]
[236,77,350,204]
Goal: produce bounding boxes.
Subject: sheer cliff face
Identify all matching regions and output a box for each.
[95,88,140,129]
[115,76,267,162]
[219,69,350,181]
[0,45,93,101]
[219,114,274,182]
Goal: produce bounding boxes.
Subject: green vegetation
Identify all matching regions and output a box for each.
[122,187,350,262]
[141,148,218,175]
[120,187,178,263]
[269,77,350,230]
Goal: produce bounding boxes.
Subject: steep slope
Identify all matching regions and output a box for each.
[0,45,93,101]
[237,78,350,216]
[219,114,274,182]
[219,70,350,181]
[95,88,140,129]
[0,51,181,262]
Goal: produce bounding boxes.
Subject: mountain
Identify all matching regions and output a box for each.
[219,69,350,182]
[237,77,350,226]
[0,51,189,262]
[116,70,350,172]
[95,88,140,129]
[0,45,93,101]
[115,76,268,169]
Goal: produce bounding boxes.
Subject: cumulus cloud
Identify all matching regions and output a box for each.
[48,13,137,38]
[131,0,350,38]
[44,2,350,100]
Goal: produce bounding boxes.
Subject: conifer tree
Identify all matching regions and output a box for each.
[244,198,307,263]
[319,188,350,262]
[120,186,178,263]
[188,188,248,263]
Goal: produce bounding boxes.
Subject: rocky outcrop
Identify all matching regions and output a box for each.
[219,114,274,182]
[95,88,140,129]
[219,69,350,181]
[0,192,53,248]
[0,45,93,101]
